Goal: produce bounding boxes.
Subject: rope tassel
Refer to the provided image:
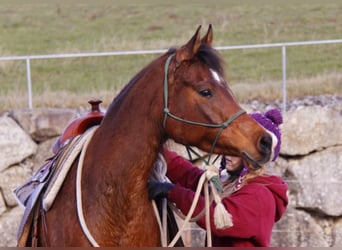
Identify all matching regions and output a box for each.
[210,181,233,229]
[206,165,233,229]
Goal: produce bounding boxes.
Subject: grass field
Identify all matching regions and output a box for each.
[0,0,341,111]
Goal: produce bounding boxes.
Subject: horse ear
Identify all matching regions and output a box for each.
[176,25,202,63]
[201,24,213,46]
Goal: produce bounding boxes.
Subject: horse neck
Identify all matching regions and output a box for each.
[105,62,165,166]
[82,56,167,204]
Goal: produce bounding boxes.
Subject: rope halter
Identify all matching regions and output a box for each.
[162,53,246,162]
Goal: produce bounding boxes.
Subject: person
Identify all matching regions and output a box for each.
[148,108,288,247]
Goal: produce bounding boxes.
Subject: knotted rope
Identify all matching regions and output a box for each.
[152,154,233,247]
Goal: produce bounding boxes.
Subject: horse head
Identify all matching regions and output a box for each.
[163,25,274,168]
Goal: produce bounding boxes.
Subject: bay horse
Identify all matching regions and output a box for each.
[29,25,273,246]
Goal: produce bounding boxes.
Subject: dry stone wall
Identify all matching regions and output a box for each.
[0,95,341,247]
[247,95,342,247]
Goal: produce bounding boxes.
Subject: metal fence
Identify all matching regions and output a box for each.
[1,39,342,111]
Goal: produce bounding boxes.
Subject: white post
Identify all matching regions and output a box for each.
[281,46,287,112]
[25,58,33,109]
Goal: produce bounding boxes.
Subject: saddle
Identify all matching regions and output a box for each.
[13,99,104,247]
[52,99,105,153]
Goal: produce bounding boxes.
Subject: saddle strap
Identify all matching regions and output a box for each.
[17,185,44,247]
[16,152,63,246]
[31,202,41,247]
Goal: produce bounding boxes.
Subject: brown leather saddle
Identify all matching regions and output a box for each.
[52,99,105,154]
[14,99,105,247]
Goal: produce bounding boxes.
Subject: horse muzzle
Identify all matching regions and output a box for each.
[242,132,273,169]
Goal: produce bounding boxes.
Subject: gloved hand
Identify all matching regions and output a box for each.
[147,181,174,201]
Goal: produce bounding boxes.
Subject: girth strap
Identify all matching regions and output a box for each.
[17,183,45,247]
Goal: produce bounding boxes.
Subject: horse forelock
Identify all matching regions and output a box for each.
[168,45,226,81]
[196,44,226,79]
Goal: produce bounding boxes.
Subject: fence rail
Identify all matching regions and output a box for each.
[1,39,342,111]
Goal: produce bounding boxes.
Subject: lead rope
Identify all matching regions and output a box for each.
[165,165,233,247]
[151,200,168,246]
[167,171,208,247]
[75,126,100,247]
[150,158,232,247]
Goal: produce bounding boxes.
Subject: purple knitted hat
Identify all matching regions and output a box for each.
[250,109,283,161]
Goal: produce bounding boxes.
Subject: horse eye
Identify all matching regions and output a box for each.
[199,89,213,98]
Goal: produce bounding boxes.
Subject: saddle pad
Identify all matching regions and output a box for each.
[42,126,98,211]
[13,126,98,212]
[13,159,55,209]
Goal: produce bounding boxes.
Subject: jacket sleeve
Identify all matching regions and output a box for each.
[164,149,204,191]
[168,182,276,240]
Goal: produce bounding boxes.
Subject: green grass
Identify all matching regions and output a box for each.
[0,0,341,111]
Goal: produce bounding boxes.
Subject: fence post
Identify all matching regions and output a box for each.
[281,46,287,112]
[25,58,33,109]
[0,39,340,110]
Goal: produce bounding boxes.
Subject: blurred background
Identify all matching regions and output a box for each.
[0,0,341,111]
[0,0,341,247]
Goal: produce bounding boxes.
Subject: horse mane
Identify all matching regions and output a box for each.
[108,58,161,110]
[196,44,226,78]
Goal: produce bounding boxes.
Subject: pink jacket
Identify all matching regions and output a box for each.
[164,150,288,247]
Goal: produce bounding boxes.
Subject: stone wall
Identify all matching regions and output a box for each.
[0,95,341,247]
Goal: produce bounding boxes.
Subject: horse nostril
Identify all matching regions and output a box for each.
[259,133,272,160]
